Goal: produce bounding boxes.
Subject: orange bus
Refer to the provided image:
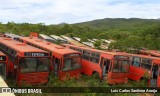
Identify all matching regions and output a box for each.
[140,50,160,57]
[19,37,82,80]
[0,37,50,85]
[62,44,130,84]
[128,53,160,87]
[0,51,8,80]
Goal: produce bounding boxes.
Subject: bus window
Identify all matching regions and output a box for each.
[55,58,60,70]
[113,60,120,72]
[75,48,82,52]
[82,50,90,60]
[0,63,6,79]
[132,57,140,67]
[70,47,75,50]
[100,57,104,68]
[91,52,100,58]
[54,58,60,77]
[129,56,133,61]
[121,60,129,72]
[63,56,81,71]
[113,60,129,72]
[20,58,37,73]
[104,59,111,73]
[20,58,50,73]
[113,55,129,73]
[141,58,152,70]
[90,52,100,63]
[90,57,99,63]
[37,58,50,72]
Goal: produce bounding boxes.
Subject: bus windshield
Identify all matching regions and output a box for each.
[63,56,81,71]
[0,63,6,80]
[113,56,129,73]
[20,58,50,73]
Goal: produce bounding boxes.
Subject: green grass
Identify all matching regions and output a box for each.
[5,74,157,96]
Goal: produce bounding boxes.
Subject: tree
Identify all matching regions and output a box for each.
[94,40,102,49]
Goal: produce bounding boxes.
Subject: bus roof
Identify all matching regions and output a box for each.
[20,37,80,55]
[128,53,160,60]
[39,34,55,40]
[62,44,126,56]
[140,50,160,57]
[0,37,48,53]
[4,33,21,38]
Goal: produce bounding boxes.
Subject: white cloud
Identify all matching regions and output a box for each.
[0,0,160,24]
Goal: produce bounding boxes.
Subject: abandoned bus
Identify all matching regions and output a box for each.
[128,53,160,87]
[4,33,21,41]
[62,44,130,84]
[19,37,82,80]
[0,37,50,85]
[0,51,8,80]
[140,50,160,57]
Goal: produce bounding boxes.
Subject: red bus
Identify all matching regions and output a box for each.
[0,51,8,80]
[0,37,50,85]
[128,53,160,87]
[62,44,130,84]
[19,37,82,80]
[140,50,160,57]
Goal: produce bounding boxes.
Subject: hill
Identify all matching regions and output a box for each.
[74,18,160,33]
[1,18,160,50]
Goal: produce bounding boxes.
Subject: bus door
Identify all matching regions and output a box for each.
[52,57,60,77]
[0,63,6,80]
[101,57,111,80]
[150,64,159,87]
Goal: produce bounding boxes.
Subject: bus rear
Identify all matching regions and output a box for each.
[104,54,129,84]
[18,52,50,85]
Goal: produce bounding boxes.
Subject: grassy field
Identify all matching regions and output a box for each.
[6,74,159,96]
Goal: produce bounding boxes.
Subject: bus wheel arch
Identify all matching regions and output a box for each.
[92,71,101,80]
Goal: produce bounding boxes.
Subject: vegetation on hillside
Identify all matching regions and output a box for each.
[1,18,160,51]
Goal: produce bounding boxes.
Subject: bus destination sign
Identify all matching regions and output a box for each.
[24,52,49,57]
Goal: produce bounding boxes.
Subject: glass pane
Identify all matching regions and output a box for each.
[91,52,100,58]
[90,57,99,63]
[82,55,90,60]
[129,56,133,61]
[114,55,128,59]
[0,63,5,79]
[113,60,121,72]
[63,57,81,71]
[83,50,90,56]
[65,58,72,68]
[142,58,152,64]
[113,59,129,73]
[121,60,129,72]
[141,63,151,70]
[73,57,81,69]
[20,58,37,73]
[37,58,49,72]
[132,61,140,67]
[133,57,140,62]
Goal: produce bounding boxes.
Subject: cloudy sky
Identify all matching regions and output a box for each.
[0,0,160,24]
